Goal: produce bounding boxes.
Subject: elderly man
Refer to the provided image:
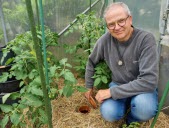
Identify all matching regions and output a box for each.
[85,2,159,125]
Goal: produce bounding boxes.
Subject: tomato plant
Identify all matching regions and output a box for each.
[64,11,105,77]
[64,12,111,88]
[0,27,87,128]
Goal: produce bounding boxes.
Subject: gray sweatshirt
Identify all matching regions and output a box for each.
[85,27,159,100]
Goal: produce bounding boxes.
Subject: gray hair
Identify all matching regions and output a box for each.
[103,2,131,19]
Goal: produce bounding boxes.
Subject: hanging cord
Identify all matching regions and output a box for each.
[114,41,127,66]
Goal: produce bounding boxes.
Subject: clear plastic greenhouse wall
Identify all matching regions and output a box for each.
[0,0,160,45]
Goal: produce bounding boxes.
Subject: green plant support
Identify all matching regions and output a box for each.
[150,81,169,128]
[38,0,50,88]
[25,0,52,128]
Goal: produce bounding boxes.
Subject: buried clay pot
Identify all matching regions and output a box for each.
[78,105,90,114]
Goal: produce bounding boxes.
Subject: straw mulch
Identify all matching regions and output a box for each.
[43,78,169,128]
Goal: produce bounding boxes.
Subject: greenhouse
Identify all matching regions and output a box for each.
[0,0,169,128]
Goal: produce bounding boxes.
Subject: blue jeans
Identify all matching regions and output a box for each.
[100,82,158,124]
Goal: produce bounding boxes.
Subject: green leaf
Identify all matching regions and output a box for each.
[64,71,76,83]
[31,87,43,96]
[28,69,38,79]
[59,58,68,65]
[9,92,20,100]
[49,65,58,76]
[5,58,14,65]
[1,115,9,128]
[0,72,8,82]
[95,70,102,75]
[65,63,72,68]
[75,86,88,92]
[63,85,74,97]
[0,104,13,113]
[38,108,48,124]
[2,93,11,104]
[22,94,43,107]
[101,76,108,84]
[10,112,21,125]
[15,71,27,80]
[94,77,101,86]
[122,124,127,128]
[29,76,41,87]
[59,69,65,77]
[19,81,25,87]
[18,103,27,110]
[58,89,63,95]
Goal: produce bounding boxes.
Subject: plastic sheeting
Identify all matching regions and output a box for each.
[158,0,169,115]
[115,0,161,40]
[0,0,99,45]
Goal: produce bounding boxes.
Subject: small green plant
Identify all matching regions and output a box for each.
[122,122,140,128]
[92,61,111,89]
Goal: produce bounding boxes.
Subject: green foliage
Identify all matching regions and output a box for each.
[122,122,140,128]
[3,2,27,25]
[92,61,111,89]
[64,11,105,77]
[0,29,4,42]
[0,27,87,128]
[64,11,111,89]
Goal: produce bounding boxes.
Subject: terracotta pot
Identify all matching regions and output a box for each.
[88,96,97,109]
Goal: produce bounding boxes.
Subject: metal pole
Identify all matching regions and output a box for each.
[58,0,101,36]
[0,0,8,44]
[38,0,50,88]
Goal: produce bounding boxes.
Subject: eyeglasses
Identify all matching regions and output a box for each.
[107,15,130,30]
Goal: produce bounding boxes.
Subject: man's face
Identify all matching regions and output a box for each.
[105,6,133,42]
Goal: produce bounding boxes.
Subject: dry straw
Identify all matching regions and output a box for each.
[42,78,169,128]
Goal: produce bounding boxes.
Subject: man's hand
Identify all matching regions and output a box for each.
[95,89,111,103]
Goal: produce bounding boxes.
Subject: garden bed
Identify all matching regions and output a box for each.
[43,77,169,128]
